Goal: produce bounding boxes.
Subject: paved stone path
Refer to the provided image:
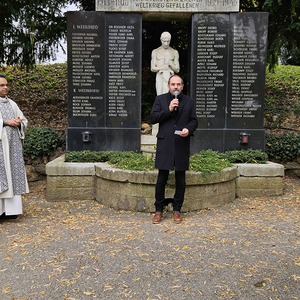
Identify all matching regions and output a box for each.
[0,176,299,300]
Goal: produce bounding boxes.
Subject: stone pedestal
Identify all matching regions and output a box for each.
[235,162,284,197]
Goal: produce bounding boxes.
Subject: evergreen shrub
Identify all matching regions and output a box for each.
[24,127,64,158]
[224,149,268,164]
[65,150,233,173]
[266,132,300,162]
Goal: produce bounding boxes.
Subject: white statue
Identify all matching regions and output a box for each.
[151,32,180,95]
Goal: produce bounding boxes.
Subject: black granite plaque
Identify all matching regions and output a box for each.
[66,12,142,152]
[191,14,229,129]
[227,12,268,129]
[105,13,141,128]
[67,11,105,128]
[190,130,225,154]
[190,12,268,152]
[66,128,141,152]
[223,129,266,151]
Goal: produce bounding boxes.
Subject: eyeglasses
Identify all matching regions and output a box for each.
[0,84,9,87]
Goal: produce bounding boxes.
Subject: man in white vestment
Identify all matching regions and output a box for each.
[0,74,29,219]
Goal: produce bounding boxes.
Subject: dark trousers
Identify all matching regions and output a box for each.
[155,169,186,212]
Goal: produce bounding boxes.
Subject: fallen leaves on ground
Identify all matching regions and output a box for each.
[0,176,299,300]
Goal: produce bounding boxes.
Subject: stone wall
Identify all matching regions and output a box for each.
[46,155,238,212]
[95,163,237,212]
[46,155,285,212]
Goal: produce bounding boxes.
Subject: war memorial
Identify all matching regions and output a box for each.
[66,0,269,154]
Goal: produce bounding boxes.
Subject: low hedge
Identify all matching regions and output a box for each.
[65,149,270,172]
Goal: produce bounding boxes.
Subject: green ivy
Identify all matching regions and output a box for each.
[65,151,112,163]
[65,149,278,172]
[265,65,300,128]
[266,132,300,162]
[23,127,63,158]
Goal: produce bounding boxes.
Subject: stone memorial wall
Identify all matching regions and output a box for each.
[190,12,268,152]
[67,12,105,128]
[66,3,269,154]
[67,12,142,151]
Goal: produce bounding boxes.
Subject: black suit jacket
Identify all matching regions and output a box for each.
[150,92,198,171]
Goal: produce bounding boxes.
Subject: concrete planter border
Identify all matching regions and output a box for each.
[46,155,284,212]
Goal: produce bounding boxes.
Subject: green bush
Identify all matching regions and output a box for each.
[65,149,275,172]
[108,151,155,171]
[65,151,112,163]
[265,132,300,162]
[265,65,300,128]
[65,149,234,173]
[224,149,268,164]
[189,150,232,172]
[24,127,63,158]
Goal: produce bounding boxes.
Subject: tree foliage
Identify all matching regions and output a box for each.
[0,0,299,69]
[241,0,300,69]
[77,0,95,11]
[0,0,72,67]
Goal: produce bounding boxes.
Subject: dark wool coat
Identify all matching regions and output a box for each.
[150,92,198,171]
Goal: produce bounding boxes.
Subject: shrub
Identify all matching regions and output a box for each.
[108,152,155,171]
[65,151,112,163]
[24,127,63,158]
[65,151,155,171]
[224,149,268,164]
[65,150,233,173]
[265,65,300,129]
[265,132,300,162]
[189,150,232,172]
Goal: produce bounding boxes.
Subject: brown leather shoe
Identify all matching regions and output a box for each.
[173,211,183,223]
[152,212,163,224]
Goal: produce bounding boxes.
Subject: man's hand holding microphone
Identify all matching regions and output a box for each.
[169,90,179,112]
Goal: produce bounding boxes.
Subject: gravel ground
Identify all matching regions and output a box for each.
[0,176,299,300]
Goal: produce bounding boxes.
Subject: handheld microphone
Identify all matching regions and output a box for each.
[174,91,179,111]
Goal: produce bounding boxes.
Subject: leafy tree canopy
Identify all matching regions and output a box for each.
[0,0,299,69]
[0,0,73,67]
[241,0,300,69]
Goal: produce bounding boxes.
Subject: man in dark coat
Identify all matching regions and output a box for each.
[150,74,198,223]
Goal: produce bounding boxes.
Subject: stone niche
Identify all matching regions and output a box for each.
[95,163,237,212]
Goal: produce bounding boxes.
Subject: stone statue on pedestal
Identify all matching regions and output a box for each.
[151,31,180,96]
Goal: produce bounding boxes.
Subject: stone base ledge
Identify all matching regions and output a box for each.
[95,164,237,212]
[46,154,96,176]
[235,162,284,197]
[236,177,283,198]
[235,161,284,177]
[47,175,96,201]
[46,156,285,211]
